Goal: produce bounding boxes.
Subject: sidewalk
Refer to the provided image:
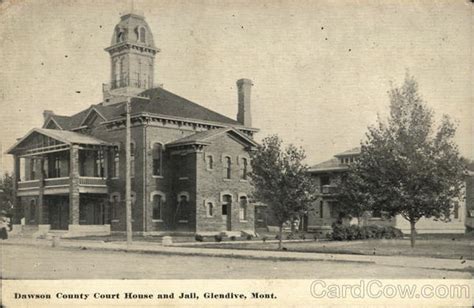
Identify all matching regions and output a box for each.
[2,237,472,272]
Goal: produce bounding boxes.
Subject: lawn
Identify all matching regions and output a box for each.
[182,233,473,260]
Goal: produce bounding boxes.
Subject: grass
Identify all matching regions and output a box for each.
[182,233,474,260]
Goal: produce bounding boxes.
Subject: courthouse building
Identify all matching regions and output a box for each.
[7,12,259,237]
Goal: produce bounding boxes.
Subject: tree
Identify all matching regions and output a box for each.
[344,74,466,248]
[0,172,14,215]
[249,135,318,249]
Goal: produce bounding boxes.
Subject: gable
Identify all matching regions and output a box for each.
[44,118,62,130]
[80,107,107,128]
[8,130,67,155]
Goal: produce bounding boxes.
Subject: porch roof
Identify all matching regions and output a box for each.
[7,128,112,155]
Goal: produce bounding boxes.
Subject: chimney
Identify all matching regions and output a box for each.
[43,110,54,120]
[236,78,253,126]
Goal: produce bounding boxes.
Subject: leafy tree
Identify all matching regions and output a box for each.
[0,172,14,215]
[249,135,318,249]
[344,74,466,248]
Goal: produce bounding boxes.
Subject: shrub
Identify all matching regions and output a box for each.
[246,234,253,240]
[262,236,268,243]
[214,234,223,242]
[287,233,295,240]
[275,234,281,240]
[195,234,204,242]
[300,233,306,240]
[230,236,236,241]
[331,224,403,241]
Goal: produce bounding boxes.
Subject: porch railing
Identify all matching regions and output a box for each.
[79,177,107,186]
[17,180,40,190]
[44,177,70,187]
[321,184,339,195]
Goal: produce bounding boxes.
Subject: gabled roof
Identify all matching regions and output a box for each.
[308,158,349,173]
[136,87,242,126]
[41,87,252,131]
[167,127,258,148]
[79,107,107,127]
[7,128,111,154]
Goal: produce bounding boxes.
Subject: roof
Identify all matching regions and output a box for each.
[167,127,258,147]
[42,87,249,131]
[308,158,349,173]
[334,147,361,157]
[7,128,111,154]
[137,87,242,126]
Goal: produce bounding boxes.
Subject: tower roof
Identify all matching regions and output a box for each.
[109,12,156,49]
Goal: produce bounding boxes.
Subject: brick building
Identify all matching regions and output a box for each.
[7,12,258,237]
[307,148,473,234]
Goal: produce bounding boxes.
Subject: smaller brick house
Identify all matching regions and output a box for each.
[308,148,472,234]
[7,11,259,237]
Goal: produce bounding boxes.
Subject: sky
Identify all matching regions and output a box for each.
[0,0,472,174]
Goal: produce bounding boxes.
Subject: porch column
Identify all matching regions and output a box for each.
[69,145,80,225]
[37,157,47,224]
[12,155,21,224]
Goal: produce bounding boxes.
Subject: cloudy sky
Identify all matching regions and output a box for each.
[0,0,472,173]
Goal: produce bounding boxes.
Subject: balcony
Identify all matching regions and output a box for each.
[321,184,339,195]
[17,177,107,196]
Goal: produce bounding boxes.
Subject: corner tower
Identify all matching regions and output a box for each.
[103,12,159,101]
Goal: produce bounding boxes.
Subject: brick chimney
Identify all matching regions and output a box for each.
[236,78,253,126]
[43,110,54,120]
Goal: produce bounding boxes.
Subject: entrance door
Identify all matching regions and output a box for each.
[222,195,232,231]
[49,197,69,230]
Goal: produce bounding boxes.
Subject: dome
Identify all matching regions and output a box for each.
[110,12,156,48]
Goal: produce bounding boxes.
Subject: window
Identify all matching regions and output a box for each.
[177,194,188,222]
[30,159,36,180]
[94,150,104,177]
[206,201,214,217]
[139,27,146,43]
[152,194,163,220]
[130,142,135,178]
[222,194,232,216]
[117,29,124,42]
[206,155,214,170]
[224,156,231,179]
[112,149,119,178]
[152,143,163,176]
[241,158,248,180]
[239,196,248,221]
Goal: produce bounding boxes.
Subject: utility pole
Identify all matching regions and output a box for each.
[125,97,132,247]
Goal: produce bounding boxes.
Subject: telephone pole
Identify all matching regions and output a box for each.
[125,97,132,247]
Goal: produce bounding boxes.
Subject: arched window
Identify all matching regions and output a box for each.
[205,201,214,217]
[152,143,163,176]
[139,27,146,43]
[239,196,248,221]
[222,194,232,216]
[240,157,248,180]
[224,156,231,179]
[206,155,214,170]
[177,193,189,222]
[116,29,124,42]
[152,194,163,220]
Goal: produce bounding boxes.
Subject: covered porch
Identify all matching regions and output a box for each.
[8,128,116,237]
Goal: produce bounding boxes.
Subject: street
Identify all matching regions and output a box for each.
[1,244,471,279]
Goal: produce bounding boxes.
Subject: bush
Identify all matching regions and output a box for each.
[195,234,204,242]
[230,236,236,241]
[214,235,223,242]
[262,236,268,242]
[330,223,403,241]
[246,234,253,240]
